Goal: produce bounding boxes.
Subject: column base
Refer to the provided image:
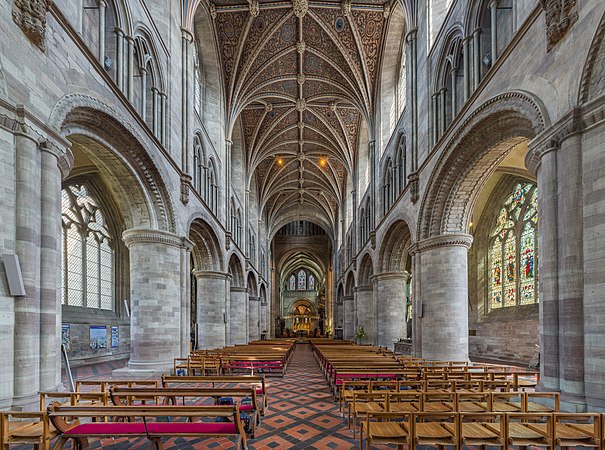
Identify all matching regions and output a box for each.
[113,360,173,377]
[10,392,42,412]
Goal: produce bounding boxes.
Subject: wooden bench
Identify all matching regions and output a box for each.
[161,375,269,415]
[48,404,248,450]
[1,411,56,450]
[109,386,260,437]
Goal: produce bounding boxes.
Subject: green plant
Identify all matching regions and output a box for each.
[356,325,367,341]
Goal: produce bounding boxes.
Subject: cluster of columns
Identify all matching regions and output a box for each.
[1,123,70,410]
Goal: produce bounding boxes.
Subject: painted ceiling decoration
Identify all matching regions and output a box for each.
[210,0,391,232]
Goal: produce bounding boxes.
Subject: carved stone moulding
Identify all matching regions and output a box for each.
[13,0,52,51]
[540,0,578,51]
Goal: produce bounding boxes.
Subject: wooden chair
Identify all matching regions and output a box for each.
[0,411,56,450]
[504,412,554,449]
[339,380,371,414]
[491,391,524,412]
[480,379,512,392]
[457,412,507,449]
[384,392,422,413]
[452,380,481,393]
[413,411,460,449]
[422,391,456,412]
[358,411,411,450]
[524,392,560,413]
[552,413,601,449]
[455,392,491,413]
[349,392,387,437]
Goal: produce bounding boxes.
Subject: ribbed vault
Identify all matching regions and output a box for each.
[210,0,391,233]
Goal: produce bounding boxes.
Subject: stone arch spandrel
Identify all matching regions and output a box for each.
[417,91,549,242]
[579,10,605,104]
[49,94,176,233]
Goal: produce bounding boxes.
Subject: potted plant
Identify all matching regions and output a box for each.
[356,325,368,344]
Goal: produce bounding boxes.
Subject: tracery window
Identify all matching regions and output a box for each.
[61,184,114,310]
[308,274,316,291]
[297,270,307,291]
[488,182,538,310]
[193,46,202,115]
[289,275,296,291]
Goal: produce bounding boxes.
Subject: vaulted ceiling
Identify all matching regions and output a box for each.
[210,0,391,234]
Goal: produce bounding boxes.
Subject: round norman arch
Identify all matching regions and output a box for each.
[345,271,356,296]
[247,271,259,297]
[417,91,549,241]
[188,217,223,272]
[50,93,176,233]
[358,253,374,287]
[378,219,413,273]
[228,253,245,287]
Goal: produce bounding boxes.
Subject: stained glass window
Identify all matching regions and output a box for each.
[488,182,538,310]
[297,270,306,290]
[61,184,114,310]
[308,274,316,291]
[289,275,296,291]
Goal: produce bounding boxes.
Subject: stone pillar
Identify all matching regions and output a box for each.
[98,0,107,63]
[248,296,260,341]
[229,287,248,345]
[12,129,41,409]
[121,229,185,373]
[473,29,481,89]
[490,1,498,64]
[194,271,228,349]
[411,249,422,357]
[260,300,268,336]
[39,143,65,392]
[181,28,193,173]
[355,286,374,344]
[180,238,193,357]
[343,295,355,340]
[116,28,125,90]
[557,128,585,404]
[406,27,418,171]
[126,36,134,102]
[140,68,147,122]
[463,36,471,100]
[152,87,159,136]
[450,68,457,118]
[414,234,473,361]
[527,143,560,391]
[374,272,409,349]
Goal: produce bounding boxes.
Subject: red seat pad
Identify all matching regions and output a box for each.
[255,389,263,394]
[65,423,148,435]
[147,422,237,434]
[239,404,254,411]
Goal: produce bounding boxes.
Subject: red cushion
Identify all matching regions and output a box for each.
[147,422,237,434]
[66,423,148,435]
[239,404,254,411]
[255,389,263,394]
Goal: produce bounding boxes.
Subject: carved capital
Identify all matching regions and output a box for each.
[13,0,52,51]
[372,271,411,283]
[412,233,473,254]
[248,0,259,17]
[122,228,185,249]
[408,172,419,204]
[192,270,230,280]
[341,0,351,17]
[209,2,217,19]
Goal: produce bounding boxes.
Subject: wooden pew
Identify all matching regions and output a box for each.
[161,375,269,415]
[48,403,248,450]
[0,411,56,450]
[358,411,411,450]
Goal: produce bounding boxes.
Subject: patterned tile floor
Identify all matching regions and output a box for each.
[40,344,386,449]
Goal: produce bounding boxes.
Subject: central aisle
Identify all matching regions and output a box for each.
[248,343,361,449]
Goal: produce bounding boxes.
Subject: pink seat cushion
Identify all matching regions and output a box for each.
[65,422,238,436]
[147,422,237,434]
[239,404,254,411]
[255,389,263,394]
[66,423,148,435]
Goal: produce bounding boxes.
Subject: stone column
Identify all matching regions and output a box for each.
[490,1,498,64]
[260,300,268,336]
[121,229,185,373]
[355,286,374,344]
[12,128,41,409]
[343,295,355,340]
[406,27,418,171]
[248,296,260,341]
[180,238,193,357]
[140,68,147,122]
[414,234,473,361]
[463,36,471,100]
[39,143,66,392]
[229,287,248,345]
[374,272,409,349]
[116,28,125,90]
[181,28,193,173]
[450,68,457,118]
[126,36,134,102]
[473,28,481,89]
[527,143,560,390]
[98,0,107,63]
[194,271,228,349]
[557,128,585,404]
